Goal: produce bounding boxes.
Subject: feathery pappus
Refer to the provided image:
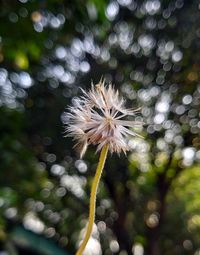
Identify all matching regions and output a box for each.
[65,80,143,158]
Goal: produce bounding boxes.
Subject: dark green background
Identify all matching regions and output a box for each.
[0,0,200,254]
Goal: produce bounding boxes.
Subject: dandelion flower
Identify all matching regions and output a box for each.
[66,80,142,158]
[65,79,143,255]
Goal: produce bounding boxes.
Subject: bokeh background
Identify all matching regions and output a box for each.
[0,0,200,255]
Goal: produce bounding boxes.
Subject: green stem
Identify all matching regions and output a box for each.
[76,144,109,255]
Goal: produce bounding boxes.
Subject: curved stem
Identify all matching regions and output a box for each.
[76,144,109,255]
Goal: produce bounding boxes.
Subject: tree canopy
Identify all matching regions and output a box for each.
[0,0,200,255]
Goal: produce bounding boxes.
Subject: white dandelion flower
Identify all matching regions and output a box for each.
[65,80,143,158]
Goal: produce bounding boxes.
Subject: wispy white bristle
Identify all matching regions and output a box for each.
[65,80,143,157]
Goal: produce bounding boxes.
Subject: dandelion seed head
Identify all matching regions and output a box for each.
[65,80,143,158]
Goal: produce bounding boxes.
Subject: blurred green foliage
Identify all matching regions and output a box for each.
[0,0,200,255]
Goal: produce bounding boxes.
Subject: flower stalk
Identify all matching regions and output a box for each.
[65,80,143,254]
[76,144,109,255]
